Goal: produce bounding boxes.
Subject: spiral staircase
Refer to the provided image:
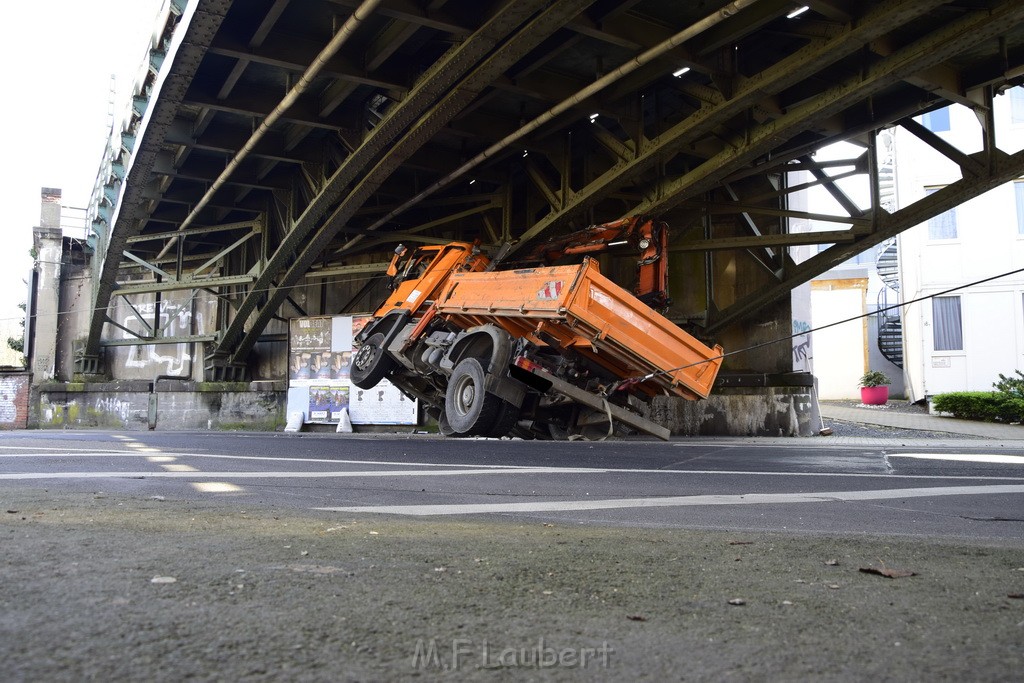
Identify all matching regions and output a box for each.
[875,239,903,368]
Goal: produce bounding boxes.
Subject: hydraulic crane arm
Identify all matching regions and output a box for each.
[521,216,670,310]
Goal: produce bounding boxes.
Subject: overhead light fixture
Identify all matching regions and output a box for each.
[589,113,599,123]
[469,179,476,185]
[672,67,691,78]
[786,5,809,18]
[523,150,528,157]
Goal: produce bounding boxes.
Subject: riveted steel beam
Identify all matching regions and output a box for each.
[82,0,233,368]
[115,274,257,296]
[676,229,859,252]
[209,0,557,365]
[326,0,472,36]
[900,116,988,178]
[214,0,592,365]
[206,33,407,93]
[705,144,1024,334]
[101,334,218,347]
[633,0,1024,218]
[504,0,952,254]
[127,219,260,244]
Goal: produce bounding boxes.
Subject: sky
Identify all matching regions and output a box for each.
[0,0,165,325]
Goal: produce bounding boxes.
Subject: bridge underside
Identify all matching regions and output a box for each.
[81,0,1024,380]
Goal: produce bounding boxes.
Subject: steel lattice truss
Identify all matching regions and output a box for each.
[80,0,1024,379]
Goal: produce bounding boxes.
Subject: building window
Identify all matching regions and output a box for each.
[921,106,950,132]
[1016,182,1024,234]
[1012,87,1024,124]
[925,187,957,239]
[932,296,963,351]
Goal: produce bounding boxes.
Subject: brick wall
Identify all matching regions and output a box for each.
[0,372,30,430]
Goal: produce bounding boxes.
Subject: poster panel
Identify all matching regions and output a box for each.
[349,379,417,425]
[289,316,332,386]
[286,315,416,425]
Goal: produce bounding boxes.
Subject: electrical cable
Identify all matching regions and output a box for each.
[0,272,392,326]
[627,265,1024,385]
[6,263,1024,374]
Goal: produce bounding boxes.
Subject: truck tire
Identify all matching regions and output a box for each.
[437,409,473,438]
[351,332,396,389]
[437,410,456,437]
[485,400,520,438]
[445,357,502,436]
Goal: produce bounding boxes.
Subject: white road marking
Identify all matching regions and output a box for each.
[0,467,603,480]
[2,453,1024,481]
[161,464,198,472]
[0,447,160,454]
[0,452,547,467]
[191,482,243,493]
[317,484,1024,516]
[888,453,1024,465]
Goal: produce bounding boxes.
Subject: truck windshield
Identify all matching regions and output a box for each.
[397,250,436,282]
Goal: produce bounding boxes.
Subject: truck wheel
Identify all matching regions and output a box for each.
[445,357,501,435]
[437,410,456,437]
[437,409,472,438]
[351,332,395,389]
[485,400,520,438]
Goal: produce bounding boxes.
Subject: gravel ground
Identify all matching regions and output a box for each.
[819,419,982,440]
[820,399,930,415]
[817,400,985,440]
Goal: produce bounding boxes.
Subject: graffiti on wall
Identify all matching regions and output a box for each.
[95,397,132,423]
[119,300,208,375]
[792,319,812,372]
[0,375,28,426]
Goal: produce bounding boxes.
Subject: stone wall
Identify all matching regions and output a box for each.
[29,377,818,436]
[33,381,287,431]
[648,379,817,437]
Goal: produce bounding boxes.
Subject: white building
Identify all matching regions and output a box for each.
[796,140,904,401]
[896,90,1024,402]
[802,88,1024,403]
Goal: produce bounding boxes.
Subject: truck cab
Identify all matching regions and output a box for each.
[375,242,490,319]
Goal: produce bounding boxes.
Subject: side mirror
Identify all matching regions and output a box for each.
[385,244,407,277]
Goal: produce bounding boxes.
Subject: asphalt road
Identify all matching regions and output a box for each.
[2,430,1023,538]
[2,430,1023,681]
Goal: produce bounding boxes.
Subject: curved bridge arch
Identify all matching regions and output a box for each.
[79,0,1024,380]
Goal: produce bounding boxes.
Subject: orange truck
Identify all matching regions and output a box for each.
[351,217,723,440]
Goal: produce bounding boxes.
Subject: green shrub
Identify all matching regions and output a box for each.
[1001,397,1024,422]
[858,370,890,387]
[931,392,1024,423]
[994,370,1024,399]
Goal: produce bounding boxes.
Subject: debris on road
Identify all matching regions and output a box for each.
[860,566,917,579]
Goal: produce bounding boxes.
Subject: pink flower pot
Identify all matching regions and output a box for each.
[860,386,889,405]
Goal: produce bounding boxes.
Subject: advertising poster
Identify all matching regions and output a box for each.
[286,315,416,425]
[329,387,350,422]
[348,379,417,425]
[289,317,353,384]
[308,386,332,422]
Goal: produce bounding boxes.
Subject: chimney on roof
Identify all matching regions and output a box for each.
[40,187,62,230]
